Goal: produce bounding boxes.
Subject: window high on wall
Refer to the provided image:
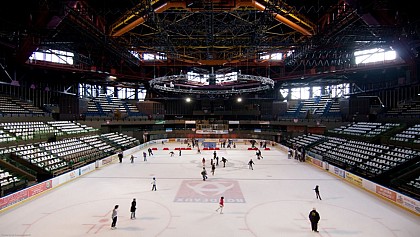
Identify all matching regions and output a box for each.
[354,47,396,64]
[291,87,310,100]
[143,52,167,61]
[280,83,350,101]
[78,83,147,101]
[29,49,74,65]
[260,52,283,61]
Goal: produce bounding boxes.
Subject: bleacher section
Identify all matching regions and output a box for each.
[328,122,400,138]
[398,172,420,198]
[386,100,420,118]
[0,168,22,191]
[287,124,420,200]
[79,135,116,154]
[283,96,341,118]
[0,121,98,143]
[390,124,420,144]
[0,132,139,196]
[1,122,56,140]
[0,95,45,116]
[39,138,103,169]
[85,95,144,118]
[46,121,96,135]
[13,144,68,173]
[407,176,420,189]
[287,133,325,147]
[124,103,144,116]
[101,132,139,149]
[0,129,16,143]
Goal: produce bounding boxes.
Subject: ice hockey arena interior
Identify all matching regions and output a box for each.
[0,0,419,233]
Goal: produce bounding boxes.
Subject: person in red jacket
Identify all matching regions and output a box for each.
[215,196,224,214]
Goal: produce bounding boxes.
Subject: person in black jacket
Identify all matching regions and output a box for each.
[309,208,320,232]
[211,163,216,175]
[221,157,227,167]
[130,198,137,219]
[201,167,208,181]
[118,152,123,163]
[314,185,322,200]
[248,159,255,170]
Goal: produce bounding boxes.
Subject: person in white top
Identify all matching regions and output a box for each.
[151,177,157,191]
[111,205,119,229]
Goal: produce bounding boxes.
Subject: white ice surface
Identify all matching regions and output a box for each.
[0,142,418,237]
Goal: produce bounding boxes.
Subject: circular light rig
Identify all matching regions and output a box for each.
[149,71,274,98]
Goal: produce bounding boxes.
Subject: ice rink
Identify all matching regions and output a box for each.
[0,142,419,237]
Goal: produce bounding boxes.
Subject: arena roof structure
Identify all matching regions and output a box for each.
[0,0,419,96]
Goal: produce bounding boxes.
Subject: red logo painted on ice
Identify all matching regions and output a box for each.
[174,180,245,203]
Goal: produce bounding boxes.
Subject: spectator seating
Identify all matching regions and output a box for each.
[0,132,138,197]
[46,121,97,135]
[287,133,325,148]
[0,129,16,143]
[1,121,56,140]
[406,175,420,190]
[386,100,420,118]
[84,95,143,118]
[0,169,21,190]
[100,132,139,149]
[0,95,45,116]
[329,122,400,138]
[39,138,103,169]
[283,95,342,118]
[308,136,420,179]
[0,121,97,143]
[0,132,138,178]
[3,144,68,174]
[79,135,117,154]
[389,161,420,200]
[390,124,420,144]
